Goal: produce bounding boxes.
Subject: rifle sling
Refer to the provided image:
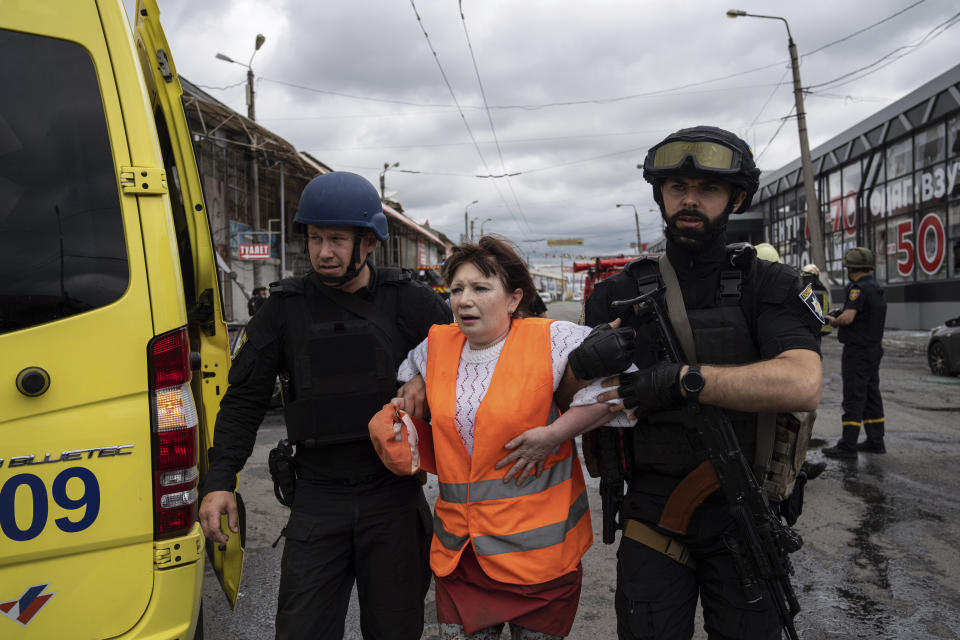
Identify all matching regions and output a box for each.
[657,254,697,365]
[624,519,696,570]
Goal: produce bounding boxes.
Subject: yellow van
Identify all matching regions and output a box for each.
[0,1,243,637]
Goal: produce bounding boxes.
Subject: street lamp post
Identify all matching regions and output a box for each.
[380,162,399,200]
[479,217,494,236]
[726,10,826,274]
[464,200,479,243]
[217,34,267,285]
[616,203,643,253]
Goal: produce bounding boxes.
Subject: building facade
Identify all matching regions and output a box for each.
[753,63,960,330]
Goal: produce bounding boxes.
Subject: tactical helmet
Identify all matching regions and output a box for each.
[294,171,389,241]
[843,246,875,270]
[643,126,761,212]
[754,242,781,263]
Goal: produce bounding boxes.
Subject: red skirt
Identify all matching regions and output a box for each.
[434,544,583,636]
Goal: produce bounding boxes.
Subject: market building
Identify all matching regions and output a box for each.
[752,62,960,330]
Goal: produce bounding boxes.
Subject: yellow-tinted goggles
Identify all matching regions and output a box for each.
[649,140,738,172]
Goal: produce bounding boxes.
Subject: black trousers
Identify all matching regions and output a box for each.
[275,474,432,640]
[840,344,885,445]
[615,513,781,640]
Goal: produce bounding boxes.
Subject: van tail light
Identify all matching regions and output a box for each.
[148,327,199,539]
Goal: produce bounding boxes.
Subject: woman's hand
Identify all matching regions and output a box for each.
[495,426,559,485]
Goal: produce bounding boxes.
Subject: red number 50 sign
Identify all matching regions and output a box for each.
[896,213,945,277]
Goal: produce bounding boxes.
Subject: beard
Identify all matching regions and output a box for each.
[664,208,729,251]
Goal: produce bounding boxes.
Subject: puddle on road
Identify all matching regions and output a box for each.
[816,459,953,637]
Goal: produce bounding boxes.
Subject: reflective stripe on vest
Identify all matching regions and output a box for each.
[473,489,589,557]
[425,319,593,584]
[438,456,573,504]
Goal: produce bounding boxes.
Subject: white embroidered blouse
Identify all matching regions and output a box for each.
[397,320,634,456]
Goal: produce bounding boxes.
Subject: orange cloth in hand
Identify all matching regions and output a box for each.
[368,404,436,475]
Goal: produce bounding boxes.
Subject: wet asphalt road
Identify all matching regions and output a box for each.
[203,300,960,639]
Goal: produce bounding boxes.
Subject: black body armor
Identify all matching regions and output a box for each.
[626,248,759,488]
[271,270,410,446]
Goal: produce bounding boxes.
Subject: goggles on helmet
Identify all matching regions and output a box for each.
[645,140,742,174]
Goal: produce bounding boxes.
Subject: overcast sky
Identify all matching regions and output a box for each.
[132,0,960,263]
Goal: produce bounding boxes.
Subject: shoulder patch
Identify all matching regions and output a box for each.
[848,288,861,302]
[799,283,826,325]
[231,330,248,359]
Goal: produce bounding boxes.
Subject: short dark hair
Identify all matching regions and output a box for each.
[441,235,537,318]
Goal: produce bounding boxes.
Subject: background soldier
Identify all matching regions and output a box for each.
[248,286,269,316]
[198,171,452,640]
[571,126,823,639]
[823,247,888,458]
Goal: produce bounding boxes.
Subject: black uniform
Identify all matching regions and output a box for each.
[837,274,887,451]
[205,266,453,640]
[584,239,821,640]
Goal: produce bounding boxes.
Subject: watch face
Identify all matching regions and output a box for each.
[683,370,705,393]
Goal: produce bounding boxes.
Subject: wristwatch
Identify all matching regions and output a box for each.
[680,365,706,403]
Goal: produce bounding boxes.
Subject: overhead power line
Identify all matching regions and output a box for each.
[408,0,528,232]
[458,0,528,230]
[808,9,960,92]
[251,2,932,116]
[755,106,796,163]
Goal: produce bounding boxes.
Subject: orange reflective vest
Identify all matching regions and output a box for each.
[425,318,592,585]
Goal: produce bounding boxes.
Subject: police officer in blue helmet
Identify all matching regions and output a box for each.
[567,127,824,639]
[199,172,452,639]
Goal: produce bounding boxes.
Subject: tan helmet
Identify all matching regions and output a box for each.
[801,263,820,275]
[754,242,781,263]
[843,246,875,270]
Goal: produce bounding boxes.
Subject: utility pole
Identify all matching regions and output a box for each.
[217,34,267,284]
[727,10,825,274]
[464,200,478,243]
[616,203,643,253]
[380,161,399,200]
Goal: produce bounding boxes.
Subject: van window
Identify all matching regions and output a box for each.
[0,29,127,335]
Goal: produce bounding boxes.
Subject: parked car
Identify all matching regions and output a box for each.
[927,315,960,376]
[537,290,554,303]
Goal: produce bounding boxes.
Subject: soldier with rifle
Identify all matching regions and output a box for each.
[567,126,823,639]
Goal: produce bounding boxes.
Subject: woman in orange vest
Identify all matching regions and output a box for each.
[392,235,633,640]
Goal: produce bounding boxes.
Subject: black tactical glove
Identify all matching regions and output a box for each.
[617,362,682,412]
[568,324,636,380]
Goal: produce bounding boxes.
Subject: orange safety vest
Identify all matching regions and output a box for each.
[425,318,592,585]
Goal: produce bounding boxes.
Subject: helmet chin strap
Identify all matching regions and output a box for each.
[315,233,368,287]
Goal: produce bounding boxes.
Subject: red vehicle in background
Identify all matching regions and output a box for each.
[573,257,636,301]
[418,264,449,299]
[573,256,642,324]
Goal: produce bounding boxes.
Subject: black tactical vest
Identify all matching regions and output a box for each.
[271,270,410,446]
[628,249,760,486]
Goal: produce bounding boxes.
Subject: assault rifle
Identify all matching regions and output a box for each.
[611,287,803,640]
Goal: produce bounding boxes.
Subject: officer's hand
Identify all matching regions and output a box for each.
[568,318,636,380]
[199,490,238,545]
[597,362,682,412]
[396,375,429,419]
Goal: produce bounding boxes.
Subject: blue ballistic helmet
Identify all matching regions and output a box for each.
[294,171,389,241]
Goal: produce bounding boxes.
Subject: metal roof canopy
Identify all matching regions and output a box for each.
[756,62,960,201]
